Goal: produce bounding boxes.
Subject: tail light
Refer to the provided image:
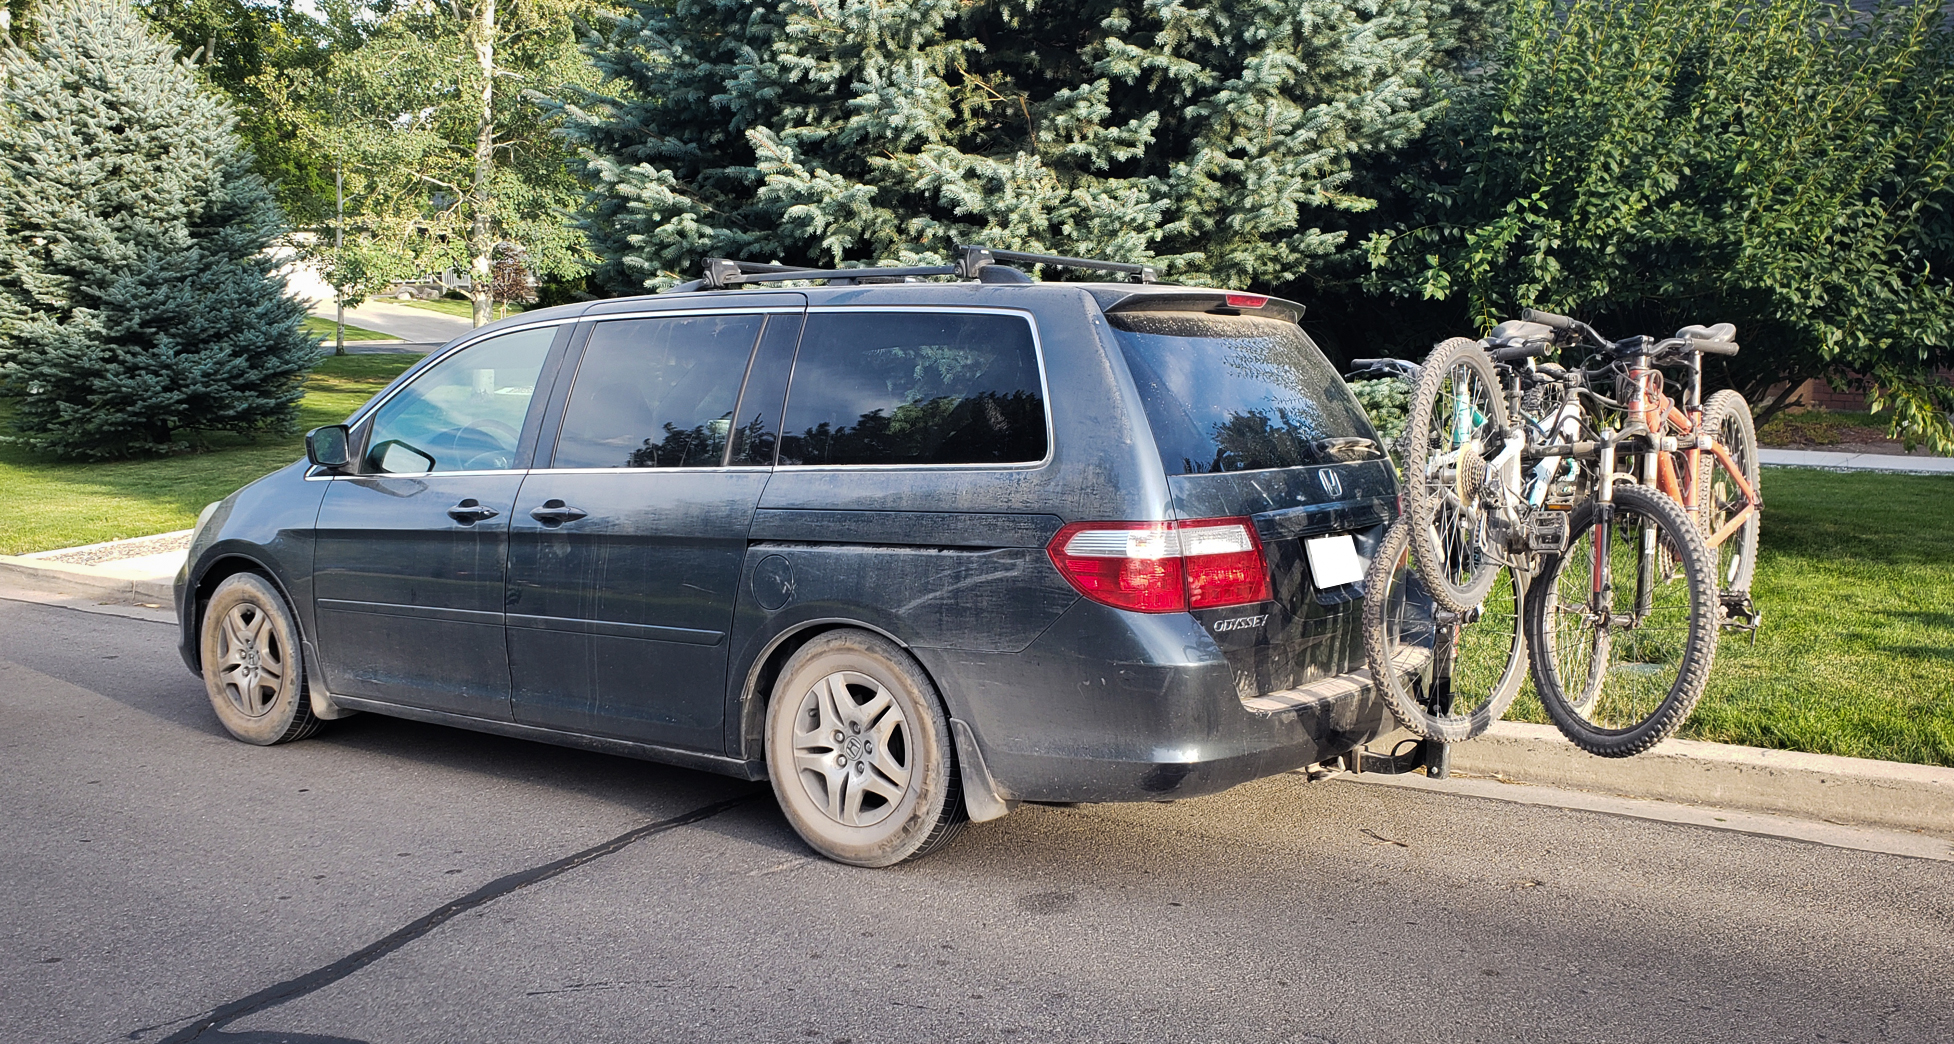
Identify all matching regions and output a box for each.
[1046,517,1272,614]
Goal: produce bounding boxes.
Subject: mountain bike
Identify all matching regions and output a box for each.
[1356,327,1590,742]
[1525,311,1762,632]
[1513,311,1727,756]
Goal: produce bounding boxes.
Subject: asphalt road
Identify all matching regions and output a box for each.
[3,593,1951,1044]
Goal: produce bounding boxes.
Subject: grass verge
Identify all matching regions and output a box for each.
[0,353,421,555]
[1507,467,1954,767]
[301,316,401,341]
[395,297,525,321]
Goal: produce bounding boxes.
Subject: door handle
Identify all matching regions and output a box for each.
[529,500,588,526]
[447,499,499,524]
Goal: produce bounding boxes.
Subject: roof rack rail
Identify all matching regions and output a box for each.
[691,244,1158,290]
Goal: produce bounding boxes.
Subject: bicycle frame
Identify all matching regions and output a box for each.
[1623,356,1761,551]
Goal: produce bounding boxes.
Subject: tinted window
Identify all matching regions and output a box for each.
[1109,312,1380,475]
[364,326,555,473]
[778,312,1047,467]
[551,314,766,469]
[727,315,804,467]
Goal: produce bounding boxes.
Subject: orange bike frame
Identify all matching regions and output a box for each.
[1627,367,1760,550]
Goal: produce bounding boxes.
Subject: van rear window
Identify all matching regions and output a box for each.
[1108,311,1380,476]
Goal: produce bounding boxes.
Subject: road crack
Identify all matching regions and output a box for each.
[127,792,760,1043]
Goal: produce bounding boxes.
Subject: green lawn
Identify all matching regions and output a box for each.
[0,353,421,556]
[301,316,401,342]
[1506,468,1954,766]
[394,297,525,321]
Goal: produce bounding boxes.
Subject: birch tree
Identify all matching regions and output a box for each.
[309,0,592,326]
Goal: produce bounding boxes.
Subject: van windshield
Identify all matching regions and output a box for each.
[1108,311,1381,476]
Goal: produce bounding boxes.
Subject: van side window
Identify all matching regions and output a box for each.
[777,312,1047,467]
[551,314,766,469]
[363,326,555,474]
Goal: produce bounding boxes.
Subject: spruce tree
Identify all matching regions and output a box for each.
[546,0,1484,292]
[0,0,317,458]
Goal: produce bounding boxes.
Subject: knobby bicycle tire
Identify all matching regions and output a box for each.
[1523,483,1719,757]
[1362,516,1529,744]
[1401,337,1512,613]
[1698,389,1761,598]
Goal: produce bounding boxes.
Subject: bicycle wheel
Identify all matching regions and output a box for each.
[1401,337,1513,613]
[1363,516,1528,743]
[1698,389,1761,597]
[1524,483,1719,757]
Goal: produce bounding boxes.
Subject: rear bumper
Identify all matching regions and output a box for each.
[916,599,1394,804]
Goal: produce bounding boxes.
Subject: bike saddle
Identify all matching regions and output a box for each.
[1675,322,1736,343]
[1488,319,1557,343]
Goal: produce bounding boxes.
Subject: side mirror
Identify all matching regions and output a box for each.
[305,425,351,468]
[371,439,436,476]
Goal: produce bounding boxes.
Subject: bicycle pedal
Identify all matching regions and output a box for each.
[1718,593,1763,644]
[1525,510,1571,553]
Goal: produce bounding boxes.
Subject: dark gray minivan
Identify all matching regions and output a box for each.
[176,254,1400,865]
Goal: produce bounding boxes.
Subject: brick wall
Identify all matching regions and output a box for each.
[1776,369,1954,413]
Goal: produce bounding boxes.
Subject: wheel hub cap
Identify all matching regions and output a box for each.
[215,602,283,719]
[789,670,912,828]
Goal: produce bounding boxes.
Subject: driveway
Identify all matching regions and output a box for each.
[3,591,1950,1044]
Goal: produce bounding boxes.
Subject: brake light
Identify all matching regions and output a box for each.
[1047,518,1272,613]
[1225,293,1268,309]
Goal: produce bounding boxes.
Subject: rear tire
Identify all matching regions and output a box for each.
[1362,517,1528,743]
[200,574,321,746]
[765,631,964,867]
[1401,337,1512,613]
[1698,390,1761,598]
[1524,484,1718,757]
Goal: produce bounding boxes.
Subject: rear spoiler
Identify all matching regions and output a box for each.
[1091,287,1305,325]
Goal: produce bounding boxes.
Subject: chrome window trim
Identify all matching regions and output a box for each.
[771,305,1055,473]
[522,465,775,476]
[309,467,538,482]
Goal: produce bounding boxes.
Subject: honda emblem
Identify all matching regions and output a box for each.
[1318,470,1344,498]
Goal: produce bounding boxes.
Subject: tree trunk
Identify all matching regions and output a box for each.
[334,162,347,356]
[467,0,497,329]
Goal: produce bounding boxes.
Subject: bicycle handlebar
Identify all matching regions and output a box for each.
[1689,337,1740,357]
[1490,340,1551,364]
[1523,308,1576,331]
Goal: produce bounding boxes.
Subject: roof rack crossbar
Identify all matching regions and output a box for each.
[972,247,1157,284]
[700,259,955,290]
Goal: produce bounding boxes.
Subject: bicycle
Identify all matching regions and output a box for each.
[1353,330,1586,742]
[1524,311,1762,632]
[1394,323,1593,614]
[1511,311,1729,756]
[1360,318,1727,755]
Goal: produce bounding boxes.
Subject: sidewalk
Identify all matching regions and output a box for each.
[0,531,185,603]
[1760,446,1954,473]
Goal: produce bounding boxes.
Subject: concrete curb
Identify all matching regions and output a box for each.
[0,554,175,604]
[1445,722,1954,839]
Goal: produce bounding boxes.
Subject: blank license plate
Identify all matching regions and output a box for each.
[1305,534,1364,589]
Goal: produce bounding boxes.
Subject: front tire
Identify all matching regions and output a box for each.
[200,573,321,746]
[765,631,964,867]
[1524,484,1718,757]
